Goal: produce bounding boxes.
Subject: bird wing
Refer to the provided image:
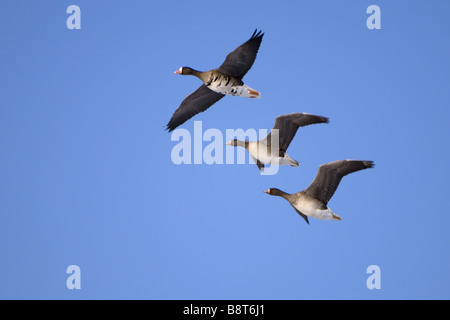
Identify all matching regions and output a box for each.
[262,113,329,157]
[290,205,310,224]
[304,160,374,205]
[166,84,225,132]
[216,29,264,79]
[250,155,265,172]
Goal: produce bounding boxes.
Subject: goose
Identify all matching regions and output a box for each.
[264,160,374,224]
[166,29,264,132]
[225,113,329,172]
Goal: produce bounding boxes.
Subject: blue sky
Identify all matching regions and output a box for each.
[0,0,449,299]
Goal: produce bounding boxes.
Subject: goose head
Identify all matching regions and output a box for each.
[174,67,197,75]
[225,139,247,148]
[264,188,287,197]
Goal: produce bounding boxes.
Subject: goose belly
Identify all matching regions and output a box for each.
[292,199,336,220]
[207,78,260,98]
[247,143,275,164]
[247,144,297,166]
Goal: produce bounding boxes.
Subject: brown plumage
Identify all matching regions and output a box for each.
[167,30,264,132]
[264,160,375,224]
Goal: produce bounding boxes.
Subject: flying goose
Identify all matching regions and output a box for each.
[225,113,329,172]
[264,160,374,224]
[166,29,264,132]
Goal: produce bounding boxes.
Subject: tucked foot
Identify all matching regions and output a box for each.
[248,89,261,98]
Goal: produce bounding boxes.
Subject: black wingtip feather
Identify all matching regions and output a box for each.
[166,120,177,132]
[251,29,264,40]
[363,161,375,169]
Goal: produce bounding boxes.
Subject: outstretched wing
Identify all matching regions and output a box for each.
[217,29,264,79]
[304,160,374,205]
[166,85,225,132]
[263,113,329,156]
